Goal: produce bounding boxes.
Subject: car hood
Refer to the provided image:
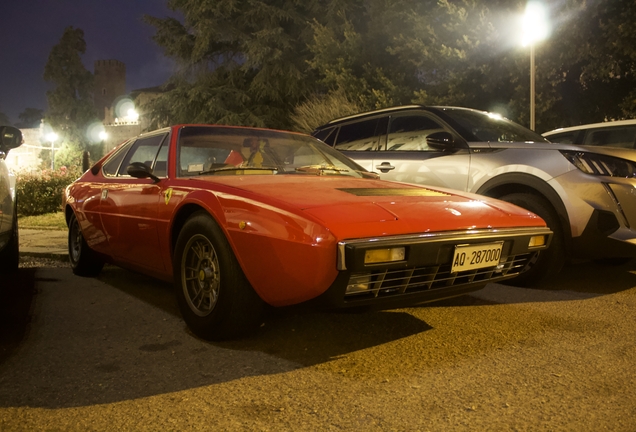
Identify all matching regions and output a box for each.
[205,175,546,236]
[480,141,636,162]
[470,140,582,152]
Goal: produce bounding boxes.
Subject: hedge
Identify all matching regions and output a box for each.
[16,167,83,216]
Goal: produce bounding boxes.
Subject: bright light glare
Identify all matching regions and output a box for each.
[487,112,504,121]
[127,109,139,122]
[521,2,549,46]
[87,121,108,143]
[46,132,58,143]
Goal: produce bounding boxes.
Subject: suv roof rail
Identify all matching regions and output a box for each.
[324,105,426,126]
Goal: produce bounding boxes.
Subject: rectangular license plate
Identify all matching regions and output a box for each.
[451,242,503,273]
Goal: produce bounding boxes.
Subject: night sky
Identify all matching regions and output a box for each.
[1,0,180,124]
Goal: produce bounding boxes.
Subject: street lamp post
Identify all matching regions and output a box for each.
[46,132,58,170]
[522,2,549,131]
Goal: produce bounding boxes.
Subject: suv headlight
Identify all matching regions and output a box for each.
[560,151,636,178]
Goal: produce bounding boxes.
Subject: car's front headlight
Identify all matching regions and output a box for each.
[560,151,636,178]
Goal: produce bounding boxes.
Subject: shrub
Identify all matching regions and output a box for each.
[16,166,83,216]
[290,91,364,133]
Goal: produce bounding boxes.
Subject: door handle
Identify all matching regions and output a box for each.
[376,162,395,173]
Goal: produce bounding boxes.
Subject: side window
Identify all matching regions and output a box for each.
[152,140,169,177]
[545,131,579,144]
[334,118,384,151]
[386,115,445,151]
[116,133,168,176]
[584,126,636,149]
[313,127,337,145]
[102,140,133,176]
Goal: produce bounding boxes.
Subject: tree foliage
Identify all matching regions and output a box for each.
[43,26,98,168]
[0,112,10,126]
[16,108,44,129]
[146,0,636,133]
[145,0,325,130]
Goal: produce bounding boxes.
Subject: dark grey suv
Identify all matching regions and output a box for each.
[313,105,636,285]
[0,126,23,273]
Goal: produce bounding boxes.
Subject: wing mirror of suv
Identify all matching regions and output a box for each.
[0,126,23,152]
[426,131,455,152]
[127,161,160,183]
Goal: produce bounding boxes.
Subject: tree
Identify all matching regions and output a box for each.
[0,112,10,126]
[146,0,636,134]
[43,26,98,169]
[304,0,505,122]
[16,108,44,129]
[144,0,351,130]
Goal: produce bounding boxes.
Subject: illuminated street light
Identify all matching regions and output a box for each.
[46,132,58,170]
[99,131,108,141]
[127,109,139,123]
[521,2,549,130]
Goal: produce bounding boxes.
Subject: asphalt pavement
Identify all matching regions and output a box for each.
[6,227,636,430]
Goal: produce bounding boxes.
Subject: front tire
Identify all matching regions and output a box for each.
[174,211,264,340]
[499,193,565,287]
[68,213,104,277]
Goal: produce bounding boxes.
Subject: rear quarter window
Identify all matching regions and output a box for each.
[584,126,636,149]
[334,117,387,151]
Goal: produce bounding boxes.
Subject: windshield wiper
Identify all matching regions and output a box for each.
[294,165,350,175]
[199,166,279,175]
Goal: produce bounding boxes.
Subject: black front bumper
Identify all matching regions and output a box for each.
[315,227,552,310]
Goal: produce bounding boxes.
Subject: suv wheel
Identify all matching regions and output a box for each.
[499,193,565,287]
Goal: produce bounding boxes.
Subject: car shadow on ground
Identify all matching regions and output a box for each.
[427,259,636,308]
[97,264,433,364]
[529,259,636,294]
[0,265,434,409]
[0,269,37,364]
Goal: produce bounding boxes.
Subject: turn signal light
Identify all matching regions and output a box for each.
[364,247,405,264]
[528,235,546,248]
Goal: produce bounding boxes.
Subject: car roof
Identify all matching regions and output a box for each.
[317,105,482,127]
[543,119,636,136]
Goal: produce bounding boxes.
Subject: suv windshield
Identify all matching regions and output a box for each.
[177,126,368,178]
[437,108,550,143]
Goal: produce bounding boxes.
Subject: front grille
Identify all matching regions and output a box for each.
[344,252,534,302]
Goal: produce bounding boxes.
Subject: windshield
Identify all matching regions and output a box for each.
[177,126,368,178]
[437,108,550,143]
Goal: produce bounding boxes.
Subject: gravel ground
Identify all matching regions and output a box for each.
[19,256,69,269]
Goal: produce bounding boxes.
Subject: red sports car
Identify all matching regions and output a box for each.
[65,125,551,340]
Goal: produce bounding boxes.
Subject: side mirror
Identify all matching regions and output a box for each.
[0,126,23,151]
[426,131,455,152]
[127,162,160,183]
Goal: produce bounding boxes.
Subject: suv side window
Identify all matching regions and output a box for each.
[545,131,580,144]
[583,126,636,149]
[386,115,446,151]
[334,118,386,151]
[116,133,168,176]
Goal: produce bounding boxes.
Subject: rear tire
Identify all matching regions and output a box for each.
[68,213,104,277]
[499,193,565,287]
[173,211,264,340]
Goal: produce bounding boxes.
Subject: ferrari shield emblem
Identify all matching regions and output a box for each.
[164,188,173,205]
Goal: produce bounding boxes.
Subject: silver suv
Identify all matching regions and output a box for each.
[0,126,23,273]
[313,105,636,285]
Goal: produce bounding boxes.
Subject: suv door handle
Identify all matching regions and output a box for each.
[376,162,395,173]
